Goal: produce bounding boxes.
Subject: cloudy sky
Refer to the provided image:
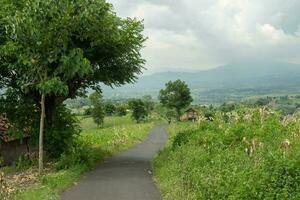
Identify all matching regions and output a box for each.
[108,0,300,74]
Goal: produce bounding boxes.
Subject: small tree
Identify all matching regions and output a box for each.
[116,105,127,116]
[89,92,105,126]
[143,95,155,113]
[159,80,193,120]
[104,102,116,116]
[128,99,148,123]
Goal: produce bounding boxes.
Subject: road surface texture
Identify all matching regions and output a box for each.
[61,124,168,200]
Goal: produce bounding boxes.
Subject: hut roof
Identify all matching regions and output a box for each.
[185,108,199,113]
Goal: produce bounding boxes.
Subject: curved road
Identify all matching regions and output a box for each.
[61,125,168,200]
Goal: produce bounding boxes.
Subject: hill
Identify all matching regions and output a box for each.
[102,61,300,104]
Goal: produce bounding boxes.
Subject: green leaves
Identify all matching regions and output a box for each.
[37,77,68,96]
[58,48,92,80]
[0,0,146,100]
[159,79,193,119]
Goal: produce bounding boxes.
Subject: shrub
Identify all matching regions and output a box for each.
[56,136,93,170]
[89,92,105,126]
[0,90,80,159]
[44,106,80,158]
[104,102,116,116]
[12,154,35,170]
[116,105,127,116]
[84,107,92,116]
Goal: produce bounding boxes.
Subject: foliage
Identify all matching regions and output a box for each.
[165,109,177,123]
[245,95,300,115]
[0,0,146,161]
[159,80,193,119]
[104,102,116,116]
[0,0,146,98]
[0,90,78,161]
[128,99,149,123]
[154,107,300,200]
[115,105,127,116]
[89,92,105,127]
[83,107,93,116]
[12,155,35,171]
[143,95,155,112]
[44,106,80,158]
[0,88,39,138]
[56,137,93,170]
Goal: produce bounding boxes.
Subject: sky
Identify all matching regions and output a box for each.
[108,0,300,74]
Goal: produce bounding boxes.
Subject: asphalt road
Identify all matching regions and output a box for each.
[61,124,168,200]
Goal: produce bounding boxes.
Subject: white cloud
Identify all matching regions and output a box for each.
[108,0,300,73]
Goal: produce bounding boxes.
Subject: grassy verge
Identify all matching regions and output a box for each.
[8,115,154,200]
[153,108,300,200]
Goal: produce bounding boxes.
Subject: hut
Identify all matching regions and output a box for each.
[0,114,31,166]
[180,108,200,122]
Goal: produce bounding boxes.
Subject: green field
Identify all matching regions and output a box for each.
[154,108,300,200]
[6,115,154,200]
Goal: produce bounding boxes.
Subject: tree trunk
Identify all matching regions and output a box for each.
[45,97,56,127]
[39,94,46,175]
[176,107,181,121]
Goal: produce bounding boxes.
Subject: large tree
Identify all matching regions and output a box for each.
[0,0,146,172]
[0,0,146,121]
[159,80,193,120]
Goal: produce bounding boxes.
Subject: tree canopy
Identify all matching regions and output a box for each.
[159,80,193,119]
[128,99,149,123]
[0,0,146,172]
[0,0,146,120]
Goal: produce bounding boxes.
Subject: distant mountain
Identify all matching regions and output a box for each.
[103,61,300,104]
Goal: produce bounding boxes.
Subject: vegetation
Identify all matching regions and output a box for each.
[2,115,154,200]
[104,102,117,116]
[0,0,146,172]
[154,106,300,199]
[128,99,149,123]
[89,92,105,127]
[159,80,193,120]
[115,105,128,116]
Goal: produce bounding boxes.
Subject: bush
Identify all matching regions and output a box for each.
[44,106,80,158]
[56,137,93,170]
[115,105,127,116]
[89,92,105,126]
[104,102,116,116]
[12,154,35,170]
[0,89,80,159]
[84,107,92,116]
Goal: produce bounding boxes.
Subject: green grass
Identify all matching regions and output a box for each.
[11,115,154,200]
[153,108,300,200]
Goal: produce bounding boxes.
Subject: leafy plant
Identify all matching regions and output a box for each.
[159,80,193,120]
[89,92,105,127]
[128,99,149,123]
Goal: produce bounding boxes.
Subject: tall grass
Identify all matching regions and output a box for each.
[154,108,300,200]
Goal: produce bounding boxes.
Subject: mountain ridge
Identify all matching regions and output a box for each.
[103,62,300,104]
